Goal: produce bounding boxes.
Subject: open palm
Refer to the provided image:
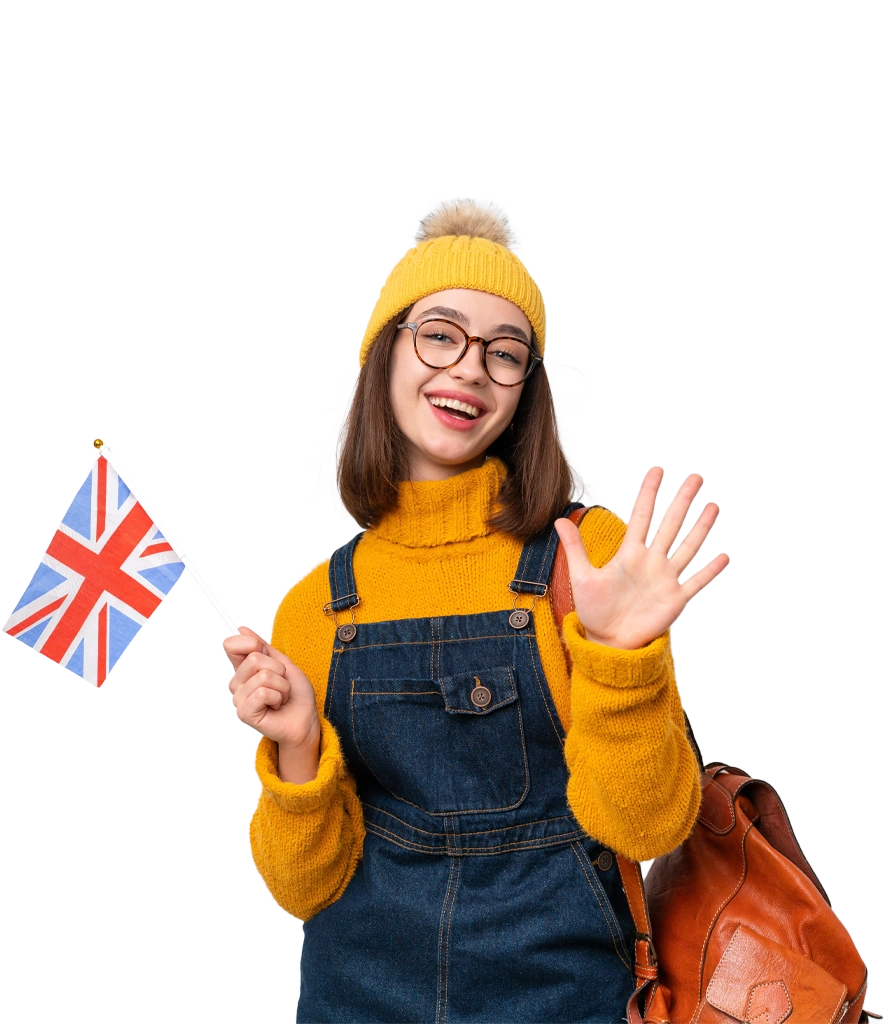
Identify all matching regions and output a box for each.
[554,468,729,651]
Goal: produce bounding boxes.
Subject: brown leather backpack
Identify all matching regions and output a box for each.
[551,507,874,1024]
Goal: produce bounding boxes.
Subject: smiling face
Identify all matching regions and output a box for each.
[388,288,532,481]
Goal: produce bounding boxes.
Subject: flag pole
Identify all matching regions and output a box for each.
[93,440,239,636]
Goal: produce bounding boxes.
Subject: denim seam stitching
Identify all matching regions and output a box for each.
[363,803,576,837]
[534,523,558,588]
[365,822,588,855]
[570,841,632,970]
[440,856,456,1024]
[326,647,341,719]
[349,680,530,817]
[512,539,531,591]
[333,632,536,653]
[525,631,566,749]
[350,675,518,712]
[345,536,357,601]
[436,854,457,1024]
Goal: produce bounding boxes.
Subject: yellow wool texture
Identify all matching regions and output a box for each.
[251,459,701,920]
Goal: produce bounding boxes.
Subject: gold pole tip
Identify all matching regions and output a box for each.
[93,439,104,449]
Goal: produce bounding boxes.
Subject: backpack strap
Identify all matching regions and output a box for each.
[550,504,697,1022]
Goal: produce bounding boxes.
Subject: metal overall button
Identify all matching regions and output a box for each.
[470,677,492,708]
[507,583,543,630]
[325,598,359,643]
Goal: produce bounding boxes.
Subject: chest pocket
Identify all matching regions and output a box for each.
[350,665,529,815]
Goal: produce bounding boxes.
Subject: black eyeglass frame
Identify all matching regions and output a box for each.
[396,318,543,388]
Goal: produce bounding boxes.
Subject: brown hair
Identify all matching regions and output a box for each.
[337,311,577,541]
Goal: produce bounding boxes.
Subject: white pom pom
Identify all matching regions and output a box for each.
[416,199,515,248]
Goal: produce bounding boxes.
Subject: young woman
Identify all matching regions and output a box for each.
[224,201,728,1023]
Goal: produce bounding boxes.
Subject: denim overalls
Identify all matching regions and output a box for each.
[298,513,636,1023]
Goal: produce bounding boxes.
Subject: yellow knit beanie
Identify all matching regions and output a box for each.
[359,200,545,367]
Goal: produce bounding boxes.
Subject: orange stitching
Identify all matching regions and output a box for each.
[436,855,456,1024]
[326,646,342,718]
[695,822,755,1010]
[349,696,530,817]
[440,856,456,1024]
[363,803,574,837]
[570,842,632,970]
[354,690,441,696]
[334,632,536,654]
[525,632,566,747]
[364,822,588,855]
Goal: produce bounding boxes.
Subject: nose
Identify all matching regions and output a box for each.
[448,338,486,386]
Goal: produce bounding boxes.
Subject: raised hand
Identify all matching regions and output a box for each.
[224,627,321,781]
[553,468,729,651]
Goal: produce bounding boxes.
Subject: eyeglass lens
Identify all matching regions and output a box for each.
[414,320,531,385]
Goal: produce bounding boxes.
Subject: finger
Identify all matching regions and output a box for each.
[623,467,664,547]
[237,625,271,654]
[223,626,270,669]
[235,681,290,722]
[670,502,719,576]
[680,553,730,601]
[233,668,292,712]
[650,474,703,555]
[231,651,286,689]
[228,651,286,700]
[233,627,295,676]
[256,685,286,712]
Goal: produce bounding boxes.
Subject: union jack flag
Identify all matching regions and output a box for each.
[4,455,185,686]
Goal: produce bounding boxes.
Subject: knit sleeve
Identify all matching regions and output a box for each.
[248,565,366,921]
[250,723,365,921]
[561,509,701,862]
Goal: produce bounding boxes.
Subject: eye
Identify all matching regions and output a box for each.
[487,339,526,366]
[417,321,462,347]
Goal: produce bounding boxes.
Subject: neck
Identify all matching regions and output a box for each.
[405,452,483,479]
[372,457,507,548]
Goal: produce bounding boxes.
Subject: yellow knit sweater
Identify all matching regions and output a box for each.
[251,458,701,921]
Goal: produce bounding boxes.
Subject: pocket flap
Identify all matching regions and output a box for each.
[439,666,517,715]
[706,925,848,1024]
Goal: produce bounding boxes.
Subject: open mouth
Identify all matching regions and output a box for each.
[427,395,482,420]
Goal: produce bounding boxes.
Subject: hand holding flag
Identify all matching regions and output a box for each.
[224,627,321,784]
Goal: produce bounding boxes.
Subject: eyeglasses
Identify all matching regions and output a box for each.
[397,319,542,387]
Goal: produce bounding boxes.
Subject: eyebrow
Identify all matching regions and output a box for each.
[414,306,531,345]
[413,305,470,325]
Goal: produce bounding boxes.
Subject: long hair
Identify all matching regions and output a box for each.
[337,311,577,541]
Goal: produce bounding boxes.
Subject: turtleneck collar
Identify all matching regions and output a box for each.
[371,458,508,549]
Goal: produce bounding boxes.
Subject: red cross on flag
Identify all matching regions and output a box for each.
[4,454,186,686]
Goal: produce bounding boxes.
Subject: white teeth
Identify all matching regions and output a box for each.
[428,396,481,418]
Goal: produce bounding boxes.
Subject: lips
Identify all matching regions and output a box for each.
[427,395,481,419]
[425,393,488,431]
[419,389,483,409]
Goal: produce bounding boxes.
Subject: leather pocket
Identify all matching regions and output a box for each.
[351,667,528,815]
[706,925,849,1024]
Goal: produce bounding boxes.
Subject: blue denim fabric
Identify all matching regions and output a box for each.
[298,515,636,1023]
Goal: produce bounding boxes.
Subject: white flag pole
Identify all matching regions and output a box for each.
[94,441,239,636]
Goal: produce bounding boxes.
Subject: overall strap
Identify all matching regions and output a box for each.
[508,502,586,596]
[324,531,364,613]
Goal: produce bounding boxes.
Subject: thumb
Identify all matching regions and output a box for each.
[237,625,271,656]
[554,518,593,584]
[223,625,271,669]
[238,625,296,677]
